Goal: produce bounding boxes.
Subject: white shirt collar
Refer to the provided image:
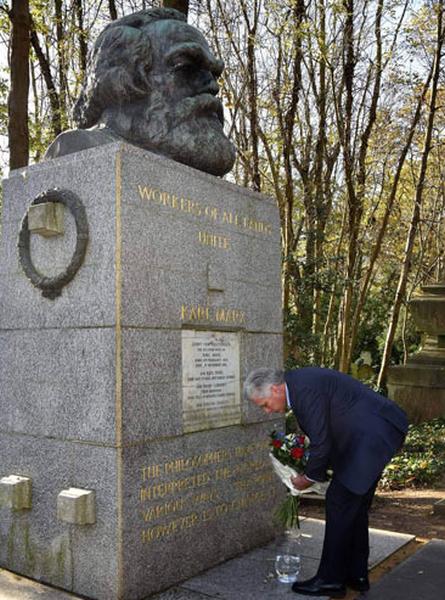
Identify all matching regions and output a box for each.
[285,383,291,409]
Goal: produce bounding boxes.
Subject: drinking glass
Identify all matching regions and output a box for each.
[274,553,301,583]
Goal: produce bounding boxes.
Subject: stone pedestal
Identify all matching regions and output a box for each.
[387,284,445,423]
[0,144,284,599]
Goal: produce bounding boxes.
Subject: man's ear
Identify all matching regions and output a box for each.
[270,384,280,396]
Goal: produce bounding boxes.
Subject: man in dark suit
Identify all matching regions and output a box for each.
[244,367,408,598]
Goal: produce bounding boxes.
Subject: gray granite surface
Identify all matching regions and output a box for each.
[0,518,416,600]
[0,436,119,598]
[0,145,118,330]
[0,144,283,599]
[121,422,284,598]
[0,328,116,442]
[120,146,281,333]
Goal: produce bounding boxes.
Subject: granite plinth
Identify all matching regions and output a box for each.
[387,364,445,423]
[387,283,445,422]
[0,144,283,599]
[0,518,415,600]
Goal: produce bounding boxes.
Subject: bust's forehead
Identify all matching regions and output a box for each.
[144,19,211,52]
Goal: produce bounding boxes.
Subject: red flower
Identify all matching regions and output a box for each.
[291,447,304,459]
[272,439,282,448]
[298,435,306,445]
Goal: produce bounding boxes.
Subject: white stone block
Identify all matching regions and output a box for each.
[57,487,96,525]
[0,475,32,510]
[28,202,64,237]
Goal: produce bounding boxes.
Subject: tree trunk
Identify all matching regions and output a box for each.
[378,0,444,388]
[74,0,87,76]
[54,0,67,130]
[8,0,30,170]
[162,0,189,17]
[30,59,42,162]
[338,0,357,372]
[240,0,260,191]
[347,62,435,372]
[30,20,62,137]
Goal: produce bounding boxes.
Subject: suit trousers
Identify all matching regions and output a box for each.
[317,476,379,582]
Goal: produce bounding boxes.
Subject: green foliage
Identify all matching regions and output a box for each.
[380,418,445,489]
[274,494,301,529]
[284,308,321,369]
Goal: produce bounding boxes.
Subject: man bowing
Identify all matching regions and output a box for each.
[243,367,408,598]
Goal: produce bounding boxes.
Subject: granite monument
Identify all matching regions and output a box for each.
[0,8,282,600]
[387,282,445,422]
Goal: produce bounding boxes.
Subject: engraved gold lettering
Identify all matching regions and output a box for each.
[137,186,272,236]
[159,191,171,207]
[138,185,157,202]
[141,512,199,543]
[189,489,218,505]
[215,467,232,480]
[164,450,231,474]
[215,308,246,324]
[201,502,229,522]
[139,472,212,503]
[222,211,239,226]
[142,498,186,522]
[198,231,230,249]
[179,197,202,216]
[242,216,272,235]
[181,304,247,325]
[137,445,279,543]
[181,304,210,322]
[204,205,219,220]
[141,464,163,481]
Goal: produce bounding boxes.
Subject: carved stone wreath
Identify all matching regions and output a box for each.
[18,189,89,300]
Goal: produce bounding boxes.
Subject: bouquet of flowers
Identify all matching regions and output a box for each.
[270,430,328,529]
[269,430,309,528]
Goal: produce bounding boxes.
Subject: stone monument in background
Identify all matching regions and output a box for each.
[0,8,283,600]
[387,282,445,423]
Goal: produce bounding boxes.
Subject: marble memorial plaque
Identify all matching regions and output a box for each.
[182,330,241,433]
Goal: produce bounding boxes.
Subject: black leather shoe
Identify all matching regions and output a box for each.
[347,576,370,592]
[292,575,346,597]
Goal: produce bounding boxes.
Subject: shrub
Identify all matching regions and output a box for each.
[379,418,445,489]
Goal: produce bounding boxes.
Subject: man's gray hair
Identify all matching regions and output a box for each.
[243,368,284,401]
[74,8,186,129]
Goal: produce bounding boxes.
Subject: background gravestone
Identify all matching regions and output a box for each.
[0,143,284,599]
[387,283,445,422]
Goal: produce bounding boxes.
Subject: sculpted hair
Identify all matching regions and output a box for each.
[243,368,284,401]
[73,8,186,129]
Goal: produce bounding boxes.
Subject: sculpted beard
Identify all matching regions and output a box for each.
[124,92,236,176]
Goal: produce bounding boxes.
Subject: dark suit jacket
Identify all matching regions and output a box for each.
[285,368,408,495]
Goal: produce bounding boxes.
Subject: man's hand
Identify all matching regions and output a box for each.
[291,473,314,491]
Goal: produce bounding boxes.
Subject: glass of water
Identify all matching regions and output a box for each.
[274,553,301,583]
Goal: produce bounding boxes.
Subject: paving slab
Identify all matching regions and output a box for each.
[0,569,79,600]
[365,539,445,600]
[0,518,415,600]
[283,518,414,565]
[155,518,414,600]
[151,590,216,600]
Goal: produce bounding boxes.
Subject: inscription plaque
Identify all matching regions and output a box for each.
[182,330,241,433]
